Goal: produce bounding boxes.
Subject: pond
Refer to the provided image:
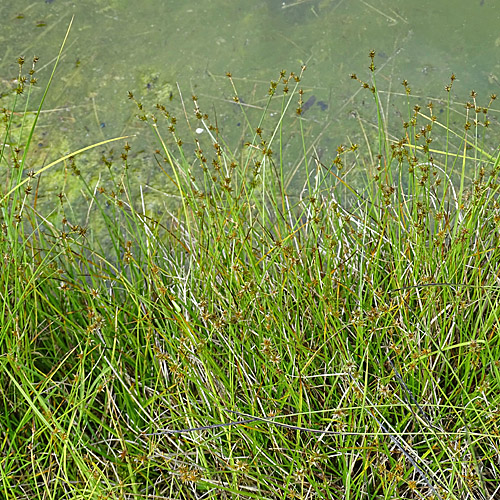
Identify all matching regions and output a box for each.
[1,0,499,210]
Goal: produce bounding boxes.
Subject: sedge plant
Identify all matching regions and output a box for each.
[0,40,499,500]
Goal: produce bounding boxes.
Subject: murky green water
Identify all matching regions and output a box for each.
[1,0,500,215]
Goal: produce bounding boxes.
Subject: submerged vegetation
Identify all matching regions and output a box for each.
[1,27,500,500]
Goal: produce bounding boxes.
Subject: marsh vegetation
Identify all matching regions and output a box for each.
[1,28,500,500]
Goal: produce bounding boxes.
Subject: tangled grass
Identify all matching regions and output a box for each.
[1,28,499,499]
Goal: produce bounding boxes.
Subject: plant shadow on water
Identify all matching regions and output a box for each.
[1,22,500,500]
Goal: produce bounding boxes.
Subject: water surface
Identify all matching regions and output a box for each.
[1,0,499,207]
